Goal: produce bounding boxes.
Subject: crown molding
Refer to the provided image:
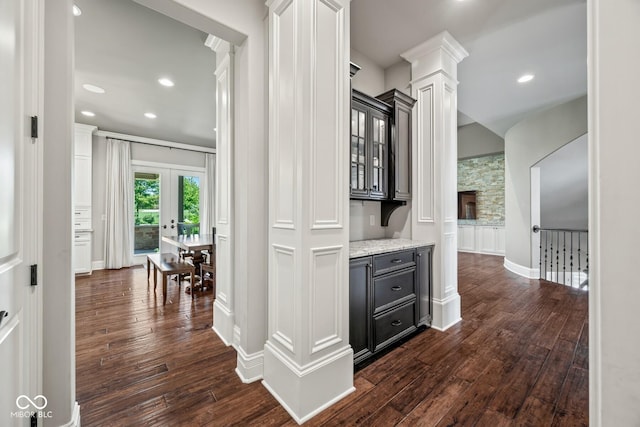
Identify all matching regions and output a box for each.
[401,30,469,64]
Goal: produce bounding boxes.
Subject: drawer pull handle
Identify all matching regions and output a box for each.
[391,286,402,291]
[390,259,403,264]
[391,320,402,327]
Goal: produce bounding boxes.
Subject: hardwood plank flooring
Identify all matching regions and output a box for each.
[76,253,588,426]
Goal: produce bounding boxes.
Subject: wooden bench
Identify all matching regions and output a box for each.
[147,253,195,305]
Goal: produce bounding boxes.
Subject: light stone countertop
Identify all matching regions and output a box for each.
[349,238,435,259]
[458,220,505,226]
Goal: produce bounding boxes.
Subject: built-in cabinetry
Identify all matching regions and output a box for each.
[349,65,417,225]
[350,90,391,200]
[349,245,433,365]
[73,124,96,274]
[457,224,505,256]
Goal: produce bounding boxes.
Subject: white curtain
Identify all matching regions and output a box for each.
[201,153,216,235]
[104,138,134,269]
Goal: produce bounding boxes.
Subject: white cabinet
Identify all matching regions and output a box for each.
[74,232,92,274]
[457,224,505,256]
[73,124,96,274]
[457,225,476,251]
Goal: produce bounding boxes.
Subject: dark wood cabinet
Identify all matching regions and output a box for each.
[349,257,372,362]
[376,89,416,202]
[350,91,392,200]
[349,245,433,365]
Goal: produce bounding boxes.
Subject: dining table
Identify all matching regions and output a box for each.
[161,234,215,291]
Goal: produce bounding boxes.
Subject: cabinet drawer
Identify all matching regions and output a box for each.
[73,219,91,230]
[373,249,415,276]
[373,269,415,313]
[373,302,416,351]
[74,232,91,242]
[74,208,90,219]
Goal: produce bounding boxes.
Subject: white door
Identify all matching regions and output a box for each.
[132,166,203,261]
[0,0,39,424]
[160,169,204,253]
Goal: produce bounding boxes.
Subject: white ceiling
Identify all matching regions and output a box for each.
[351,0,587,137]
[74,0,217,147]
[74,0,587,147]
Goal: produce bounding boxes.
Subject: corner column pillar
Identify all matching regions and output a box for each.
[401,31,468,330]
[206,36,235,346]
[263,0,354,423]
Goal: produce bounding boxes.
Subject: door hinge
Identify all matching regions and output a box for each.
[30,264,38,286]
[31,116,38,139]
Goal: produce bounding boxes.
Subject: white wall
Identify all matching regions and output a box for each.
[458,122,504,159]
[384,60,411,95]
[350,47,384,95]
[590,0,640,424]
[504,95,587,269]
[537,134,588,230]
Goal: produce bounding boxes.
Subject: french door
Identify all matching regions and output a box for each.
[132,165,204,261]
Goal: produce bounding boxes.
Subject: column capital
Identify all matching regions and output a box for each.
[205,34,233,56]
[401,30,468,80]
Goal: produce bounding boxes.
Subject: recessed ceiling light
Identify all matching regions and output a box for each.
[82,83,105,94]
[81,111,95,117]
[144,112,157,119]
[72,4,82,16]
[158,78,174,87]
[517,74,535,83]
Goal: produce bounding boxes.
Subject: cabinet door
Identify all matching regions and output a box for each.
[392,104,412,200]
[74,235,92,274]
[416,246,433,326]
[477,226,497,254]
[494,227,505,255]
[458,225,476,251]
[350,102,368,198]
[368,110,388,199]
[74,155,92,207]
[349,257,371,358]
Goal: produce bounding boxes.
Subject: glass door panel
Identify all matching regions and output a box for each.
[133,171,161,254]
[370,114,387,198]
[175,173,201,236]
[351,105,368,196]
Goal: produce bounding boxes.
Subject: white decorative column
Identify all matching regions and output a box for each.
[263,0,354,423]
[401,31,468,331]
[206,35,235,346]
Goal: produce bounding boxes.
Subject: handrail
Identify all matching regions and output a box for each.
[533,225,588,233]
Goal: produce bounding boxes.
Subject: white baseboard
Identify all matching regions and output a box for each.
[262,342,355,424]
[91,260,105,271]
[212,300,234,346]
[235,346,264,383]
[60,401,81,427]
[431,293,462,331]
[504,258,540,279]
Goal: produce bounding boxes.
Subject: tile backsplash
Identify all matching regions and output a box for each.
[458,153,505,223]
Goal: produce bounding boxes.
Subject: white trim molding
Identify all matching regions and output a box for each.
[91,260,105,271]
[503,258,540,279]
[60,401,81,427]
[235,347,264,384]
[430,293,462,331]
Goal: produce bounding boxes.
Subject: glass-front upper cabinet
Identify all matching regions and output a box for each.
[350,91,391,201]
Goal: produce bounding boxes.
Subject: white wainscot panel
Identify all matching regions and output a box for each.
[310,246,343,354]
[417,84,434,222]
[216,235,230,304]
[273,244,296,353]
[273,3,296,229]
[311,0,343,230]
[443,231,457,295]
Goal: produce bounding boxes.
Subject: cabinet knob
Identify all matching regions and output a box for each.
[391,320,402,327]
[391,286,402,291]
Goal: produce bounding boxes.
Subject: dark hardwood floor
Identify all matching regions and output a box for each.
[76,252,588,426]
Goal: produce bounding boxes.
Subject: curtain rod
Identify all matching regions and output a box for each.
[95,130,216,154]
